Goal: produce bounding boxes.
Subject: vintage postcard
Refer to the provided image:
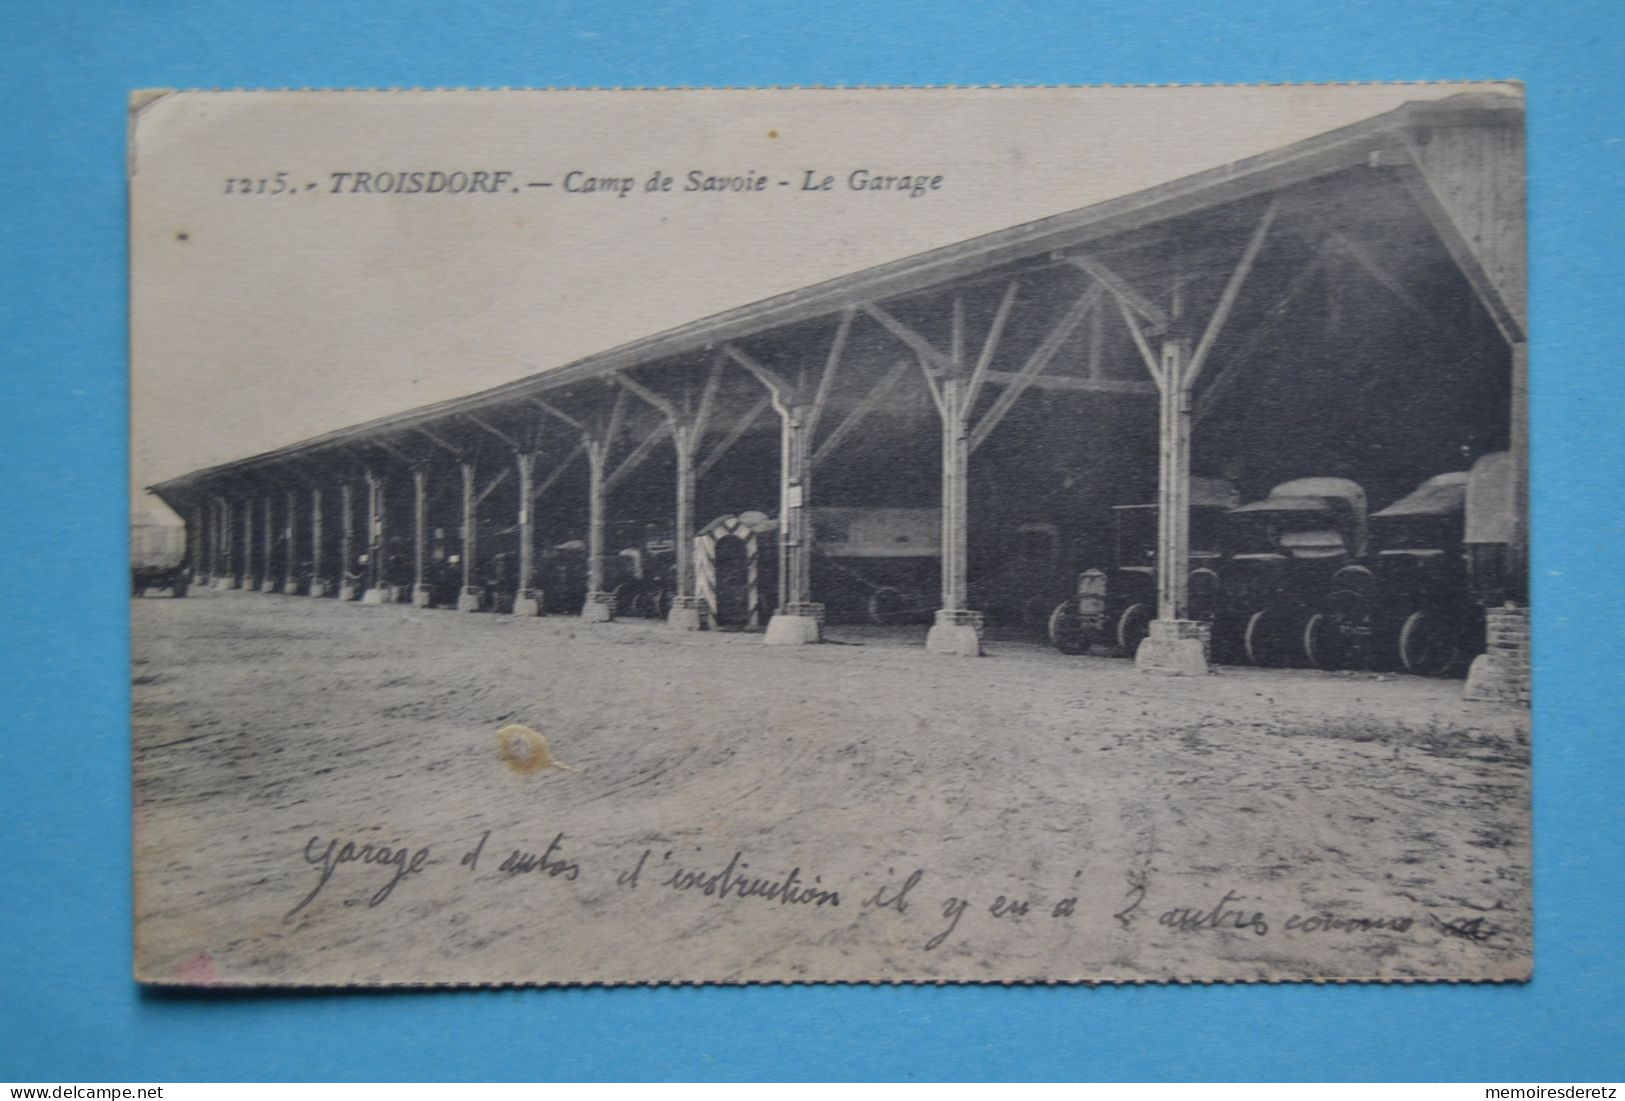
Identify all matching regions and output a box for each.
[130,84,1530,986]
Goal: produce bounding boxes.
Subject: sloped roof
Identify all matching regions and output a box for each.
[150,92,1522,509]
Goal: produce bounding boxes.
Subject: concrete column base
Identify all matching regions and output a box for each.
[309,580,329,598]
[284,579,300,596]
[765,603,824,646]
[667,595,708,631]
[1464,603,1531,706]
[214,578,235,591]
[361,585,397,605]
[1135,619,1212,676]
[338,581,360,602]
[456,587,484,613]
[513,589,544,617]
[580,591,616,622]
[411,584,433,608]
[925,608,985,656]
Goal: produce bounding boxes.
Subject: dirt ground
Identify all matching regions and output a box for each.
[131,588,1531,986]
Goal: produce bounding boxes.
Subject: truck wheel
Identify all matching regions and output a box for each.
[1398,609,1466,677]
[1115,602,1151,658]
[1302,612,1343,671]
[1244,608,1296,667]
[1048,601,1094,655]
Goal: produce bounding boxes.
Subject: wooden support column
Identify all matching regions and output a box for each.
[941,379,970,614]
[236,498,249,588]
[1125,199,1275,675]
[411,467,431,607]
[614,369,715,631]
[580,436,614,621]
[457,461,482,612]
[1127,333,1211,676]
[283,488,299,594]
[778,403,812,611]
[189,504,205,585]
[729,316,852,646]
[1155,339,1193,622]
[514,451,542,616]
[924,374,982,656]
[260,496,274,591]
[309,487,327,596]
[338,481,358,600]
[240,498,255,590]
[214,497,233,587]
[202,500,214,585]
[361,469,392,603]
[666,420,703,629]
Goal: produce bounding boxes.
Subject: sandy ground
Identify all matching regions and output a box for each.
[131,588,1531,986]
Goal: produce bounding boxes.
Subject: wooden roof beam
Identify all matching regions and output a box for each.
[691,357,725,444]
[524,396,584,433]
[968,284,1102,454]
[415,425,464,458]
[696,395,772,481]
[534,439,586,501]
[804,308,854,440]
[965,279,1020,412]
[476,467,511,504]
[604,420,673,493]
[462,413,521,451]
[1186,197,1280,388]
[721,342,797,404]
[979,371,1155,395]
[1063,252,1170,330]
[1194,239,1336,422]
[811,358,911,470]
[861,303,954,373]
[613,371,680,424]
[1325,229,1446,332]
[1116,297,1165,389]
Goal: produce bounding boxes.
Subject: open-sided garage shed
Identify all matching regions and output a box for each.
[149,92,1527,701]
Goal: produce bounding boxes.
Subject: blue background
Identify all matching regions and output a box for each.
[2,0,1621,1083]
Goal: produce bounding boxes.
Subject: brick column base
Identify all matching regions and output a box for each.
[1135,618,1212,676]
[667,594,708,631]
[765,602,825,646]
[925,608,985,656]
[361,584,398,605]
[580,590,616,622]
[1464,604,1531,706]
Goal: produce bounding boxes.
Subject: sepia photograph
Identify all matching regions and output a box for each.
[129,83,1530,987]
